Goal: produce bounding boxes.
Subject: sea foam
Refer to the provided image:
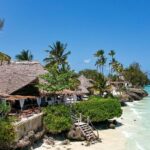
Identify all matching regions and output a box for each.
[135,141,145,150]
[122,131,132,138]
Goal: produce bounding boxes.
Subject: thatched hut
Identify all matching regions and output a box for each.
[0,62,94,111]
[77,75,93,100]
[0,61,46,95]
[0,61,47,112]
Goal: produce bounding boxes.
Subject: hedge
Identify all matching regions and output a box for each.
[0,118,16,150]
[74,97,122,122]
[43,105,72,134]
[43,97,122,133]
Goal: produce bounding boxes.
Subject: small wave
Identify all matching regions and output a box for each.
[122,131,132,138]
[130,108,141,119]
[126,102,134,107]
[133,101,140,104]
[135,141,145,150]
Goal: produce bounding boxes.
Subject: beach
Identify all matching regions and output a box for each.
[34,88,150,150]
[34,114,127,150]
[34,126,126,150]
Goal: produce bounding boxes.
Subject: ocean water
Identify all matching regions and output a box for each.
[122,86,150,150]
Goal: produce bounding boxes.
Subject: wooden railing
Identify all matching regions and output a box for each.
[70,108,99,139]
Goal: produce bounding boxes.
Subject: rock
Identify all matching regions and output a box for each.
[112,119,117,125]
[44,137,55,146]
[67,126,85,141]
[28,131,35,138]
[128,92,141,100]
[24,136,29,141]
[127,88,148,100]
[44,135,49,139]
[34,129,45,141]
[85,141,91,146]
[109,123,116,129]
[61,139,70,145]
[97,138,102,143]
[28,130,35,143]
[120,100,127,106]
[108,119,117,125]
[17,139,31,149]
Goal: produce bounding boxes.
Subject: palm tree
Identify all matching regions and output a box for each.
[112,61,124,75]
[91,73,110,96]
[0,52,11,65]
[94,49,106,74]
[15,50,33,61]
[44,41,71,69]
[0,19,4,30]
[108,50,116,74]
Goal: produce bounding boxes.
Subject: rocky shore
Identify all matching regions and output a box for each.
[120,88,148,106]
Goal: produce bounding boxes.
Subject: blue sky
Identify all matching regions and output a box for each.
[0,0,150,73]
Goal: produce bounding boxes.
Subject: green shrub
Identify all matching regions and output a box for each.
[0,118,16,149]
[74,97,122,122]
[43,105,72,134]
[0,101,11,118]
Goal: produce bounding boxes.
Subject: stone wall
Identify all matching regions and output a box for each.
[13,113,43,141]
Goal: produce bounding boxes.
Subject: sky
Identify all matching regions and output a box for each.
[0,0,150,73]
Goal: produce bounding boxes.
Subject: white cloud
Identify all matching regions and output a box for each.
[84,59,91,64]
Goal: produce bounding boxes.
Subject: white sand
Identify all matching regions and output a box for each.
[34,118,126,150]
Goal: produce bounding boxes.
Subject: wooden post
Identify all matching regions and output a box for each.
[87,116,90,125]
[78,118,79,126]
[79,113,82,122]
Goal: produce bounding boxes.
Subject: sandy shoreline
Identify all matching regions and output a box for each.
[34,116,127,150]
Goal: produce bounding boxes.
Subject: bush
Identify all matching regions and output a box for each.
[0,118,16,149]
[43,105,72,134]
[74,97,122,122]
[124,62,150,87]
[0,101,11,118]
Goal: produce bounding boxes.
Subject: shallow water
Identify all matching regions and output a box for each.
[122,86,150,150]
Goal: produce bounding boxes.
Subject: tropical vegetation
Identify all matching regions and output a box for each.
[44,41,71,68]
[15,49,33,61]
[43,105,72,134]
[94,49,107,74]
[79,69,110,95]
[38,65,79,93]
[0,101,11,118]
[0,52,11,65]
[123,62,150,87]
[43,96,122,133]
[74,96,122,122]
[108,50,116,74]
[0,102,16,150]
[38,41,79,93]
[79,69,102,81]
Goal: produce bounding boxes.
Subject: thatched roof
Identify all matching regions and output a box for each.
[78,75,93,94]
[5,95,37,102]
[56,89,76,95]
[40,89,77,96]
[0,61,47,95]
[0,92,9,99]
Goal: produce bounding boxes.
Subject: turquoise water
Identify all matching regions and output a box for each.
[122,86,150,150]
